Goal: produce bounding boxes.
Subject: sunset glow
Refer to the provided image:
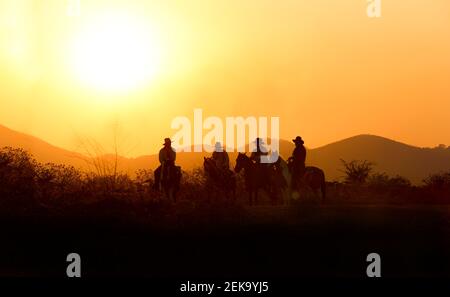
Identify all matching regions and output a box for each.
[2,0,450,282]
[0,0,449,156]
[70,12,162,92]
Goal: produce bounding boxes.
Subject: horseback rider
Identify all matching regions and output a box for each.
[249,138,273,187]
[153,138,176,191]
[288,136,306,189]
[211,142,230,171]
[250,138,268,164]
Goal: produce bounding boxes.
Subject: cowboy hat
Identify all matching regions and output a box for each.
[163,138,171,145]
[292,136,304,144]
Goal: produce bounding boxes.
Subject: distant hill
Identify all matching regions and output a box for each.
[0,124,87,168]
[307,134,450,184]
[1,124,449,184]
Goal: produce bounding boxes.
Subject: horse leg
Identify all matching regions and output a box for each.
[163,185,169,201]
[284,188,289,206]
[223,187,228,201]
[251,189,256,206]
[167,188,172,202]
[227,178,236,202]
[227,184,235,203]
[267,187,274,206]
[273,189,279,206]
[173,188,177,203]
[272,184,280,206]
[231,177,236,203]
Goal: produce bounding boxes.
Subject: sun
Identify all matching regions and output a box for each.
[71,12,162,92]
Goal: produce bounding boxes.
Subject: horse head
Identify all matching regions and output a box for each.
[203,157,215,173]
[234,152,250,173]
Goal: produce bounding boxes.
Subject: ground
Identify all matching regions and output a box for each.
[1,203,450,278]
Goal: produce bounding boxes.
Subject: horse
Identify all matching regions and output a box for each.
[160,160,182,203]
[203,157,236,201]
[282,158,326,202]
[270,157,289,205]
[234,153,284,205]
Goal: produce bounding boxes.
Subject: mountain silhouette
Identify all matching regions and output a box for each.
[0,124,87,168]
[307,134,450,184]
[1,124,449,184]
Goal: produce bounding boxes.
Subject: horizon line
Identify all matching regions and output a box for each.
[1,123,448,159]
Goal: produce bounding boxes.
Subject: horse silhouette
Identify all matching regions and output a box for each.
[160,160,181,202]
[282,158,326,202]
[234,153,284,205]
[203,157,236,201]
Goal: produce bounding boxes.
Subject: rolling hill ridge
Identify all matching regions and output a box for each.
[1,124,449,184]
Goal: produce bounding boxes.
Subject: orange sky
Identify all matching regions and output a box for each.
[0,0,449,156]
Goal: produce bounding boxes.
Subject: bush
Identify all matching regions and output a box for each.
[368,172,411,189]
[35,163,84,204]
[2,145,450,217]
[423,171,450,190]
[135,169,153,185]
[340,159,374,184]
[0,147,38,206]
[180,168,207,201]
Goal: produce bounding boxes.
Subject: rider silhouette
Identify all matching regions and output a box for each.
[250,138,268,164]
[288,136,306,189]
[211,142,230,171]
[153,138,176,191]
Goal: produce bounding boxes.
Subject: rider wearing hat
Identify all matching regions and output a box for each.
[289,136,306,189]
[250,137,269,164]
[212,142,230,171]
[153,138,176,191]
